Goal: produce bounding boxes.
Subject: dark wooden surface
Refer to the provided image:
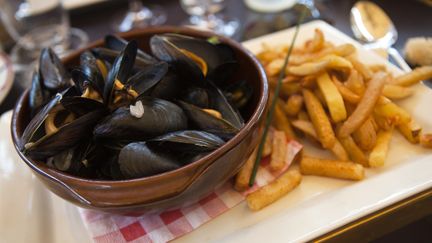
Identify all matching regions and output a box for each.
[1,0,431,241]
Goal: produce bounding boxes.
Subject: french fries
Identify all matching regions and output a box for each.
[303,89,336,149]
[273,102,296,139]
[235,148,258,191]
[330,139,350,161]
[246,170,302,211]
[240,27,432,211]
[338,135,369,166]
[420,133,432,148]
[317,72,347,122]
[339,72,388,138]
[369,128,393,167]
[270,131,287,171]
[300,156,364,180]
[352,117,377,151]
[283,94,304,116]
[392,65,432,86]
[347,55,373,80]
[397,120,422,144]
[382,84,414,99]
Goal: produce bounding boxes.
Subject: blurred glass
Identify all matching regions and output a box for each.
[0,0,88,87]
[114,0,167,32]
[180,0,239,37]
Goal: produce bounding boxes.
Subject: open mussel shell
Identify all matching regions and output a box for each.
[149,70,180,100]
[126,61,168,97]
[39,48,70,91]
[79,51,106,94]
[105,35,156,65]
[207,81,244,129]
[104,40,138,106]
[91,47,150,70]
[223,80,253,109]
[24,109,107,160]
[148,130,224,152]
[21,93,62,150]
[177,100,239,140]
[61,96,106,117]
[94,97,188,140]
[118,142,180,179]
[150,34,237,84]
[29,70,51,117]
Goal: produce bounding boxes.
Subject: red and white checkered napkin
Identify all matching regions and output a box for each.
[79,139,302,243]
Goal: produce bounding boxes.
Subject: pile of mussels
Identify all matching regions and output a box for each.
[19,34,253,180]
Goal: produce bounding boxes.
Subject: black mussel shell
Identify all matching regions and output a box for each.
[148,130,224,152]
[92,47,153,69]
[150,34,237,84]
[118,142,180,179]
[126,62,168,97]
[29,70,50,117]
[177,101,239,140]
[104,41,138,106]
[105,35,156,64]
[39,48,70,91]
[61,96,106,117]
[181,87,209,108]
[94,97,188,140]
[149,71,180,100]
[223,80,253,109]
[79,51,105,94]
[207,81,244,129]
[24,109,107,160]
[21,93,62,149]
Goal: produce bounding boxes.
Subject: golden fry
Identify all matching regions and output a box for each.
[297,111,310,121]
[375,97,412,125]
[262,132,273,157]
[320,54,353,71]
[338,135,369,166]
[332,76,361,104]
[369,128,393,167]
[419,133,432,148]
[345,69,365,95]
[382,84,414,99]
[330,139,350,161]
[305,28,325,52]
[346,55,373,80]
[235,148,258,191]
[273,102,296,139]
[284,94,304,117]
[397,120,422,144]
[266,58,284,76]
[270,130,287,171]
[352,117,377,151]
[317,72,347,122]
[291,120,318,140]
[300,156,364,180]
[368,64,387,72]
[286,60,329,76]
[392,65,432,86]
[339,72,388,138]
[374,113,393,130]
[246,170,302,211]
[303,89,336,149]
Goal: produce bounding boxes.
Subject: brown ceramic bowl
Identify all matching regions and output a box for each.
[11,26,268,213]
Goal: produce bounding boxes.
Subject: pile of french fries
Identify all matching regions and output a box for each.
[236,28,432,211]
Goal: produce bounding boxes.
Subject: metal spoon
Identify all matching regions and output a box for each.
[350,1,411,71]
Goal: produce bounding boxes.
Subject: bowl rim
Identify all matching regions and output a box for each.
[11,26,268,187]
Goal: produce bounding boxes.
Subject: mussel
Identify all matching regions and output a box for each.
[21,32,254,181]
[119,142,180,178]
[94,97,187,141]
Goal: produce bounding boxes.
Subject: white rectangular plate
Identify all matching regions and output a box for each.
[175,20,432,243]
[1,20,431,243]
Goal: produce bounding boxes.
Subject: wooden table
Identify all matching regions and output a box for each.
[1,0,431,241]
